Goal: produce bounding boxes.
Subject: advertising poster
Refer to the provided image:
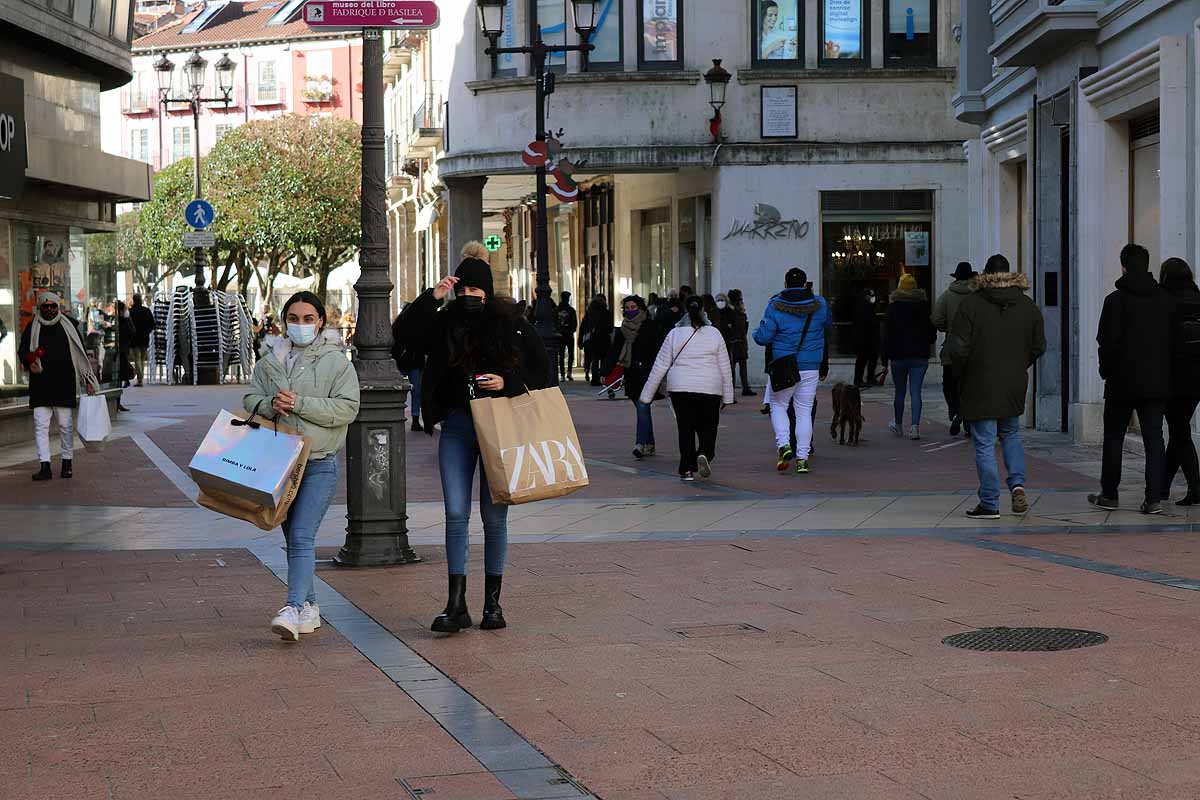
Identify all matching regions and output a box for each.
[642,0,678,62]
[589,0,620,63]
[757,0,799,61]
[537,0,566,65]
[904,231,930,266]
[823,0,863,60]
[888,0,930,35]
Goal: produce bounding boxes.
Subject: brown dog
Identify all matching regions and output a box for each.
[830,383,864,446]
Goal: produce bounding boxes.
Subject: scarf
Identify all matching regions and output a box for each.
[618,310,646,367]
[29,292,98,393]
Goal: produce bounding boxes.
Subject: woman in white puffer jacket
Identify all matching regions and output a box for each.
[640,297,735,481]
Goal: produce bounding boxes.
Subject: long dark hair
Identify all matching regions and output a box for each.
[445,294,522,373]
[1160,257,1195,288]
[283,291,327,323]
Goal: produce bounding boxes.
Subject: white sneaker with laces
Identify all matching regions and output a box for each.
[298,602,321,634]
[271,606,301,642]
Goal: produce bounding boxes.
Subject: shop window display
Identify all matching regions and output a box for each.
[752,0,801,67]
[823,220,933,356]
[885,0,934,65]
[821,0,866,65]
[639,0,682,69]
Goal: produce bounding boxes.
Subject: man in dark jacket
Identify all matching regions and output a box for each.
[933,262,975,434]
[1090,243,1174,514]
[947,254,1046,519]
[128,294,155,387]
[554,291,578,381]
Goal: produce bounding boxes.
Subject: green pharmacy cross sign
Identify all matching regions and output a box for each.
[484,235,503,252]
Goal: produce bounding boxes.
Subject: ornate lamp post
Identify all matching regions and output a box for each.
[334,29,419,567]
[154,50,235,291]
[703,59,731,143]
[477,0,595,383]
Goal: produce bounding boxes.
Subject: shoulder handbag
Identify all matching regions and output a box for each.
[767,311,814,392]
[653,328,700,401]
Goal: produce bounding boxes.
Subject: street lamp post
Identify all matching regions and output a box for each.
[154,51,236,291]
[155,50,235,385]
[477,0,595,383]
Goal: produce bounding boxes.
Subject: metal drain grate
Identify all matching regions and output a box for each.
[943,627,1108,652]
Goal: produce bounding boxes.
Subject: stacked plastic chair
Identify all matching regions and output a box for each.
[147,296,171,385]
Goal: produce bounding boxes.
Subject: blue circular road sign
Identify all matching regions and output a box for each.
[186,199,215,230]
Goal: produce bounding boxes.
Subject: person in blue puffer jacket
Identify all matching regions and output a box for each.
[753,268,831,474]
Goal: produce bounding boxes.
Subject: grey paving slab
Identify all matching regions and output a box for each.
[493,767,590,799]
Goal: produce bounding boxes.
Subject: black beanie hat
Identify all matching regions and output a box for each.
[454,257,494,297]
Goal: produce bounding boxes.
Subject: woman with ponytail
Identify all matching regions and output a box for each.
[394,258,550,632]
[640,297,734,481]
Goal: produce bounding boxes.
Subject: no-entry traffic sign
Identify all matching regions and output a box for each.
[303,0,439,29]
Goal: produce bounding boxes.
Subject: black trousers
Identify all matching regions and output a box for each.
[1101,393,1166,503]
[942,364,961,421]
[1164,396,1200,495]
[854,347,878,386]
[731,357,751,392]
[585,350,604,383]
[670,392,721,475]
[558,337,575,377]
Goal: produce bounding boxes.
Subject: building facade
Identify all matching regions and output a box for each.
[102,0,364,172]
[955,0,1199,441]
[427,0,973,373]
[0,0,151,393]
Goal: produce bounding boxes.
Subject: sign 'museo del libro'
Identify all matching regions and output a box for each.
[303,0,440,30]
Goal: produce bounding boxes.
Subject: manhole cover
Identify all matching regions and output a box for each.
[943,627,1107,652]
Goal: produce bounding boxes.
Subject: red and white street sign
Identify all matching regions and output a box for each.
[303,0,439,29]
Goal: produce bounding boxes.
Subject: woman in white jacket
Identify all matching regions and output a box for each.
[640,297,735,481]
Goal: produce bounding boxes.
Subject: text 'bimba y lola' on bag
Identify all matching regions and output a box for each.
[188,405,311,531]
[470,386,589,505]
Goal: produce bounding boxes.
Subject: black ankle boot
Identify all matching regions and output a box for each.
[1178,488,1200,506]
[60,459,73,479]
[480,574,506,630]
[32,462,52,481]
[410,416,421,432]
[431,574,471,633]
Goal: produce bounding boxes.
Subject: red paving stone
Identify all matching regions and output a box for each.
[0,548,486,800]
[321,535,1200,799]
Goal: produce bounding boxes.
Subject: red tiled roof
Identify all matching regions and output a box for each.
[133,0,344,50]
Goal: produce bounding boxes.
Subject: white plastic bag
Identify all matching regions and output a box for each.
[76,395,111,453]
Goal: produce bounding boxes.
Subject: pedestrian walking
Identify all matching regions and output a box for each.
[753,268,830,475]
[1090,243,1174,515]
[18,291,99,481]
[946,255,1046,519]
[394,258,551,633]
[725,289,755,396]
[115,300,136,392]
[128,294,155,387]
[933,262,976,435]
[391,303,426,432]
[1159,257,1200,505]
[852,288,879,389]
[884,274,936,440]
[640,297,734,481]
[607,295,665,458]
[246,291,360,641]
[579,294,613,385]
[555,290,579,381]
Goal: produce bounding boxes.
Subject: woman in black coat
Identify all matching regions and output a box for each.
[853,289,880,388]
[606,295,666,458]
[1161,258,1200,504]
[579,294,613,385]
[392,257,551,634]
[884,274,936,440]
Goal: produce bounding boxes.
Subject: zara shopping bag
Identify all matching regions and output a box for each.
[187,407,309,513]
[471,387,589,505]
[76,395,112,453]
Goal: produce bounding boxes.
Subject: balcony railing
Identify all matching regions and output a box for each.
[121,89,154,114]
[251,83,288,107]
[411,93,443,135]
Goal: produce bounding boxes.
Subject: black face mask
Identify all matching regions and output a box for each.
[457,295,484,314]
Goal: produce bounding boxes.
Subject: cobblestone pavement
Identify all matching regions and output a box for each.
[3,378,1200,798]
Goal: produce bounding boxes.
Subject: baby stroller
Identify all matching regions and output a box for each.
[597,365,623,400]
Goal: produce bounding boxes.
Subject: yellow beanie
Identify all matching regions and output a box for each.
[898,274,918,291]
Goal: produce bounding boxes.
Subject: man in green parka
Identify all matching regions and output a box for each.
[946,254,1047,520]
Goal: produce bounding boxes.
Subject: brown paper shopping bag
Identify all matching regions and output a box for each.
[471,386,589,505]
[194,409,312,531]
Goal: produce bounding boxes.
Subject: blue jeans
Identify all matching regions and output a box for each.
[633,398,655,446]
[970,417,1026,511]
[439,409,508,576]
[891,358,929,426]
[281,456,339,609]
[406,369,422,420]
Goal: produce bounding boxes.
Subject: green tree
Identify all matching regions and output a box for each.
[86,212,166,297]
[138,158,195,280]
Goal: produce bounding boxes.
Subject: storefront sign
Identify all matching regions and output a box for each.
[761,86,798,139]
[723,204,810,240]
[303,0,440,29]
[0,73,26,201]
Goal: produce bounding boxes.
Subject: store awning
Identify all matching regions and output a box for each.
[413,201,439,233]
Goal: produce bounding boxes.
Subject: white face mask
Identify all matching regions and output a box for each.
[716,300,727,310]
[288,323,319,346]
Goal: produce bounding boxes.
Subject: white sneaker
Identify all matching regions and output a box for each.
[910,425,920,441]
[298,602,321,634]
[889,421,901,437]
[270,606,300,642]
